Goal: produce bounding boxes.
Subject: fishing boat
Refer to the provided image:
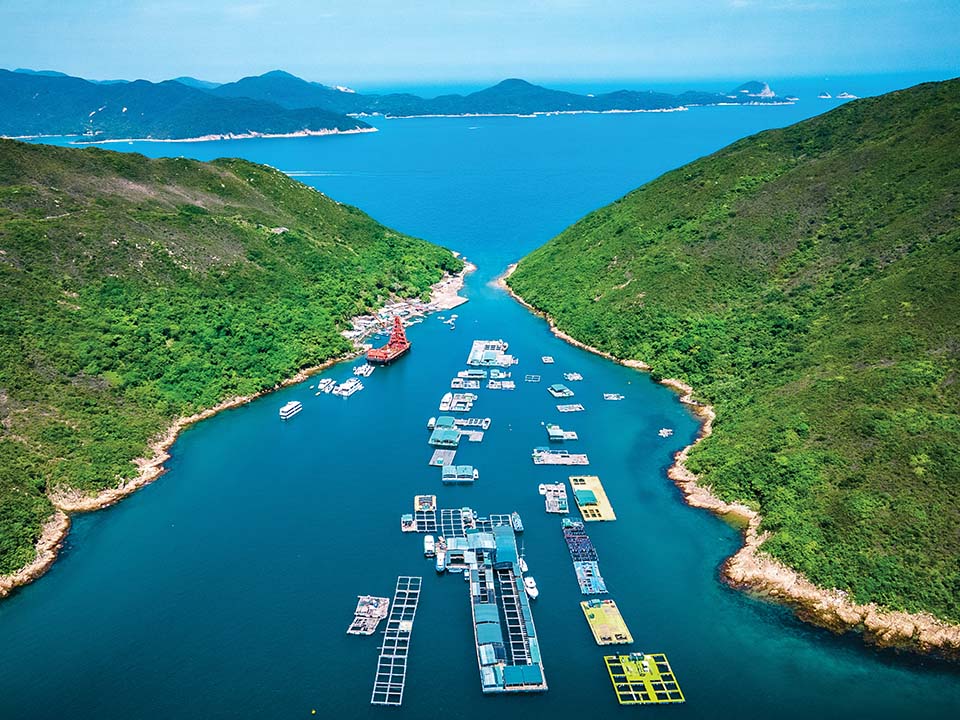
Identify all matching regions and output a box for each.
[524,576,539,600]
[518,556,529,574]
[538,483,547,495]
[423,535,435,558]
[366,316,410,365]
[439,392,453,411]
[427,417,436,430]
[481,417,491,430]
[279,400,302,420]
[435,538,447,573]
[511,512,524,533]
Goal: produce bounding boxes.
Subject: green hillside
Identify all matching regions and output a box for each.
[0,139,460,574]
[508,80,960,621]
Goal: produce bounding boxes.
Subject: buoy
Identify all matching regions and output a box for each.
[312,710,316,715]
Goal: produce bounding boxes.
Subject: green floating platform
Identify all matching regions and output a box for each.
[603,653,685,706]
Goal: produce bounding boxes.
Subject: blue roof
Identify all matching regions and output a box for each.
[503,665,526,686]
[436,415,456,427]
[574,489,598,505]
[474,603,500,623]
[476,622,504,645]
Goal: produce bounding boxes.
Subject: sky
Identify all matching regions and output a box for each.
[0,0,957,88]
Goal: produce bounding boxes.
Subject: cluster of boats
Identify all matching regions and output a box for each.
[439,392,478,412]
[353,363,375,377]
[333,377,364,397]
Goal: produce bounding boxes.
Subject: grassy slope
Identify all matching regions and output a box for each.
[0,139,461,573]
[508,79,960,621]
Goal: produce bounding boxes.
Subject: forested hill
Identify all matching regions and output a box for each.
[0,139,461,574]
[0,69,370,140]
[508,79,960,621]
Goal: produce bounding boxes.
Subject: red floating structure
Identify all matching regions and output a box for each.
[366,316,411,365]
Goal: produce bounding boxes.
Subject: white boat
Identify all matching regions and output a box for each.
[524,576,539,600]
[334,378,363,397]
[435,540,446,573]
[538,483,547,496]
[427,417,436,430]
[603,393,625,401]
[439,392,453,412]
[481,417,491,430]
[518,557,529,573]
[541,356,554,364]
[423,535,435,558]
[658,428,674,438]
[473,468,479,481]
[279,401,302,420]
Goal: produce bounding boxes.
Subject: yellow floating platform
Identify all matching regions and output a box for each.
[580,599,633,645]
[569,475,616,521]
[603,653,685,705]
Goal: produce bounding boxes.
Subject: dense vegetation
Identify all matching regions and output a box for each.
[0,139,461,573]
[509,80,960,621]
[213,72,791,116]
[0,70,369,140]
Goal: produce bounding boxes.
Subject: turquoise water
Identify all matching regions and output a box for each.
[4,79,960,718]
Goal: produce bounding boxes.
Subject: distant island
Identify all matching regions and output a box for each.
[0,69,373,141]
[0,68,795,141]
[506,79,960,657]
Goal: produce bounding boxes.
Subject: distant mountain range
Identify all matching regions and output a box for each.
[0,68,794,141]
[0,70,371,140]
[211,70,794,116]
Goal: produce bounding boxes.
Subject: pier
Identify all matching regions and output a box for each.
[532,448,589,465]
[562,519,608,594]
[603,653,685,705]
[370,576,423,706]
[580,599,632,645]
[540,483,569,514]
[347,596,390,635]
[467,339,517,367]
[569,475,617,521]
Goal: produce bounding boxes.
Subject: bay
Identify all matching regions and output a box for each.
[3,75,959,718]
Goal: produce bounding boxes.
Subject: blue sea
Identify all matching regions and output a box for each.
[2,73,959,719]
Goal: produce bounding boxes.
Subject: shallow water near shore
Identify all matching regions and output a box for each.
[3,76,960,718]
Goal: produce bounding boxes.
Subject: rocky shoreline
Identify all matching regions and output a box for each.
[498,262,960,661]
[0,258,471,599]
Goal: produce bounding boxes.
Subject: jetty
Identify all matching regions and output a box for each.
[546,423,578,441]
[370,576,423,706]
[561,518,607,595]
[453,417,492,429]
[540,483,569,514]
[532,448,589,466]
[603,653,684,705]
[467,339,517,367]
[557,403,585,413]
[580,599,632,645]
[570,475,617,521]
[347,595,390,635]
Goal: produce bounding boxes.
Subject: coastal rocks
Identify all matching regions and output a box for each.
[503,272,960,662]
[0,257,472,600]
[661,379,960,661]
[0,511,70,599]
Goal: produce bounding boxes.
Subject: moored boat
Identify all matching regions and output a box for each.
[439,392,453,411]
[435,537,447,573]
[524,576,539,599]
[427,416,436,430]
[511,511,524,533]
[424,535,435,558]
[366,316,410,365]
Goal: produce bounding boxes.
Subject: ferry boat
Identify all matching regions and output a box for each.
[279,400,302,420]
[524,576,539,600]
[439,392,453,411]
[333,378,363,397]
[423,535,436,558]
[366,316,410,365]
[511,512,524,533]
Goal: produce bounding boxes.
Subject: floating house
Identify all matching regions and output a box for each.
[467,340,517,367]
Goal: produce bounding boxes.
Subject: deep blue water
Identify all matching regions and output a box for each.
[3,75,959,719]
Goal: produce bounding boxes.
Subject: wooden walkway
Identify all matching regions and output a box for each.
[370,576,423,707]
